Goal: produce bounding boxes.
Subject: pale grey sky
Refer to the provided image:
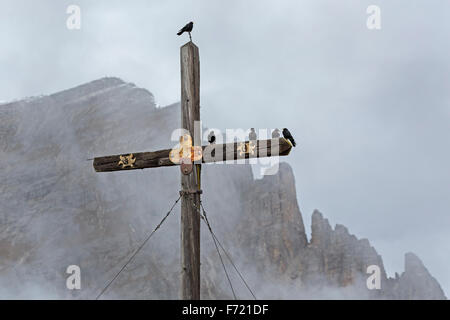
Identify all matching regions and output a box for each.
[1,0,449,295]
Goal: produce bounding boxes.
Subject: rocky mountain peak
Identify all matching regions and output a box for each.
[394,252,447,299]
[310,210,332,247]
[405,252,427,274]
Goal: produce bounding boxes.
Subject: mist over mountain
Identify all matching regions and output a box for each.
[0,78,445,299]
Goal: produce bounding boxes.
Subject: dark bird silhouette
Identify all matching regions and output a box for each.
[177,21,194,41]
[282,128,296,147]
[249,128,257,141]
[272,128,280,138]
[208,130,216,144]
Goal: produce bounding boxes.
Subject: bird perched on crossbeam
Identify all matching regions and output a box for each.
[282,128,296,147]
[208,130,216,144]
[177,21,194,41]
[249,128,257,141]
[272,128,280,138]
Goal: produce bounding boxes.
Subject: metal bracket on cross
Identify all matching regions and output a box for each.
[179,189,203,196]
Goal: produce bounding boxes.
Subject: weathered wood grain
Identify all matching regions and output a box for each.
[93,148,172,172]
[180,41,201,300]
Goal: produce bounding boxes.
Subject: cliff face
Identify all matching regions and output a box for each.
[230,164,445,299]
[0,78,446,299]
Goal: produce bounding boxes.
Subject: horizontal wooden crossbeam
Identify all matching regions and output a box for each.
[93,138,292,172]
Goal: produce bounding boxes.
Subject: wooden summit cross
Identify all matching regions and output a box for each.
[92,41,293,300]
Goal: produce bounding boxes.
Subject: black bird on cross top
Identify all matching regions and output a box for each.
[282,128,296,147]
[177,21,194,41]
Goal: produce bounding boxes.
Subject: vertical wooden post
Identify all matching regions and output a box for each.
[180,42,201,300]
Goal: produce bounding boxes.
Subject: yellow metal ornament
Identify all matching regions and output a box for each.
[237,141,256,157]
[118,153,136,168]
[169,133,203,165]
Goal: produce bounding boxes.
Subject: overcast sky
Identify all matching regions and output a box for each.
[1,0,449,296]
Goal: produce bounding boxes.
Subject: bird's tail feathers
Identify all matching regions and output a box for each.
[177,31,183,35]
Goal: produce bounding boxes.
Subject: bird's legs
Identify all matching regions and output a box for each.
[188,32,192,42]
